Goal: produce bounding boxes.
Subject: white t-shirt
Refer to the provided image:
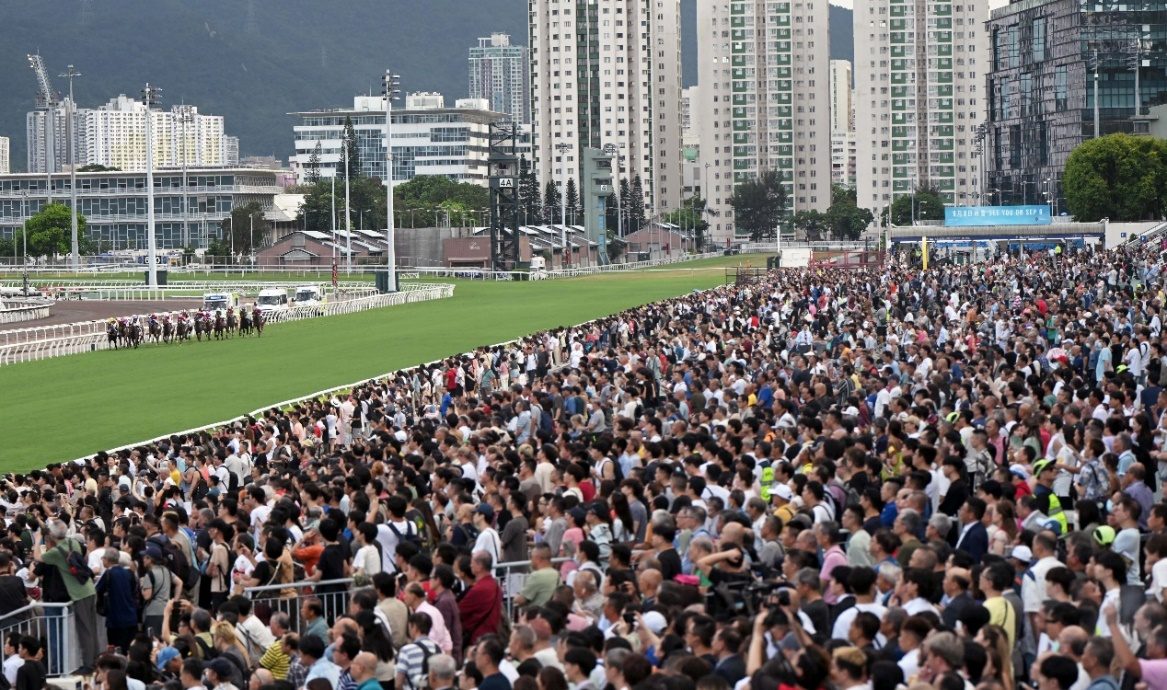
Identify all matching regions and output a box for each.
[3,654,22,686]
[1151,558,1167,603]
[376,519,413,573]
[474,527,501,567]
[355,544,382,576]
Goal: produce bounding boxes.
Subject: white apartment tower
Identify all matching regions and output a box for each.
[854,0,988,213]
[0,137,9,175]
[697,0,832,245]
[28,96,232,172]
[830,60,853,134]
[529,0,684,217]
[469,33,531,124]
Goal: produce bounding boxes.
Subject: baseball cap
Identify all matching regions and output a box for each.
[474,503,495,520]
[773,484,794,501]
[206,658,234,679]
[144,543,164,561]
[1032,459,1055,476]
[1009,545,1033,564]
[155,646,180,671]
[1094,525,1116,547]
[1009,464,1029,480]
[642,611,668,635]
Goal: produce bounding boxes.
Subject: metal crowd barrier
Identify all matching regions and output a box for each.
[243,578,370,629]
[0,602,79,678]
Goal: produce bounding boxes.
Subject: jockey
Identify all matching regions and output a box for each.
[149,314,158,326]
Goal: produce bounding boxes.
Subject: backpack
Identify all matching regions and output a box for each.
[388,520,422,548]
[405,639,440,690]
[55,542,91,585]
[147,535,193,590]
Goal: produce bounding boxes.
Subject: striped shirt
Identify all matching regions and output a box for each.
[395,637,439,690]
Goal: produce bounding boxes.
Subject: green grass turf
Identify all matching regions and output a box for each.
[0,267,735,469]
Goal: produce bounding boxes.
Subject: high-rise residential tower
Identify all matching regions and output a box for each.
[854,0,988,212]
[529,0,683,218]
[697,0,832,245]
[468,33,531,124]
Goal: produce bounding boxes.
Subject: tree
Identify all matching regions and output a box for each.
[882,185,946,226]
[1064,133,1167,222]
[629,175,646,233]
[825,184,875,240]
[391,175,488,228]
[518,156,542,226]
[662,195,709,250]
[565,178,580,225]
[306,141,322,185]
[76,164,120,172]
[791,209,830,242]
[543,180,561,224]
[224,202,272,259]
[11,203,90,259]
[728,170,788,241]
[341,116,361,180]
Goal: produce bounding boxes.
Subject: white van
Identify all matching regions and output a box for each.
[293,285,324,305]
[202,292,239,311]
[256,288,289,313]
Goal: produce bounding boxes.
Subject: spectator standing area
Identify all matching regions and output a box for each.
[6,246,1167,690]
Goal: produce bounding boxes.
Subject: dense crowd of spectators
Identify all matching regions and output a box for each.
[6,239,1167,690]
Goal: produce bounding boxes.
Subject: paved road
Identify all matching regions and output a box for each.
[0,299,203,333]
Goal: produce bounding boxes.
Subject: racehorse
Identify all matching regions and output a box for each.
[128,321,144,349]
[225,309,238,338]
[175,318,190,343]
[239,310,254,337]
[213,313,227,340]
[107,322,120,350]
[194,315,208,342]
[148,318,163,344]
[162,317,174,344]
[253,309,264,337]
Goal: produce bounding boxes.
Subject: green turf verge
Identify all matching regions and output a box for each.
[0,268,731,469]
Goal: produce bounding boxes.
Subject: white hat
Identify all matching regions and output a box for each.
[773,484,795,501]
[1009,545,1033,563]
[642,611,667,635]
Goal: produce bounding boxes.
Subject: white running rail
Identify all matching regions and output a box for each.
[0,283,454,366]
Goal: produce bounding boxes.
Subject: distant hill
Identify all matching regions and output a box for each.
[0,1,854,169]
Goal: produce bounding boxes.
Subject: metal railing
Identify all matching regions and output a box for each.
[0,300,53,324]
[497,557,571,621]
[0,602,78,677]
[0,283,455,366]
[244,578,369,630]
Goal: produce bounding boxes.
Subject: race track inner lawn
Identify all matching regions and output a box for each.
[0,266,738,468]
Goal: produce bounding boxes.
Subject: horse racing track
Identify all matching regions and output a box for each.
[0,283,455,366]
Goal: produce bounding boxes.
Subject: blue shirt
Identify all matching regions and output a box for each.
[881,503,898,528]
[96,566,139,628]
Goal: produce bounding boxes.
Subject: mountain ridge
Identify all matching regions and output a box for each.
[0,1,853,170]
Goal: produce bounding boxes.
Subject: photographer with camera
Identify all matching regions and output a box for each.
[745,592,832,690]
[32,518,98,675]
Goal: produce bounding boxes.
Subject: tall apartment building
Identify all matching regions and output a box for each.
[469,33,531,124]
[830,60,857,187]
[0,137,9,175]
[529,0,683,219]
[986,0,1167,210]
[27,96,233,172]
[697,0,832,244]
[854,0,988,213]
[830,60,853,133]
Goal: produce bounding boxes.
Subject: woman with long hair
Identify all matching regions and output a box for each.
[976,624,1014,690]
[356,610,395,690]
[991,500,1018,556]
[609,492,637,544]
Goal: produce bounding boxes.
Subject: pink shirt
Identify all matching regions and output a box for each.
[1139,659,1167,688]
[820,545,848,604]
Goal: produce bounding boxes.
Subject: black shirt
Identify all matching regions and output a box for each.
[657,547,682,582]
[14,659,44,690]
[0,575,28,616]
[315,544,347,594]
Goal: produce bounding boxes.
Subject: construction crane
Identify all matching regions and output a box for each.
[28,53,61,204]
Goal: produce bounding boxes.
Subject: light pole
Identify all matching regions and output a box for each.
[142,83,162,287]
[383,68,401,292]
[21,191,28,295]
[556,142,570,268]
[60,65,81,270]
[227,216,234,260]
[343,135,352,275]
[604,144,624,239]
[249,211,255,264]
[177,104,194,250]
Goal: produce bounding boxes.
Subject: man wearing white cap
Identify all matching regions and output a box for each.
[771,484,796,525]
